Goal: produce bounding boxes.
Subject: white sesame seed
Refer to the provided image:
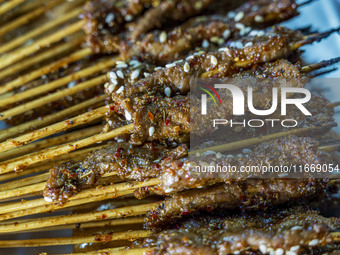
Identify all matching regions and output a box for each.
[44,196,53,202]
[275,248,284,255]
[291,226,303,231]
[218,47,230,52]
[105,13,115,24]
[186,55,194,60]
[269,251,275,255]
[166,63,176,68]
[195,152,200,157]
[131,69,140,80]
[290,246,300,252]
[240,27,252,36]
[164,87,171,97]
[112,79,118,85]
[227,154,234,158]
[144,72,151,77]
[286,252,297,255]
[125,110,132,121]
[259,244,267,254]
[210,36,220,43]
[104,82,109,88]
[216,152,222,159]
[108,84,116,93]
[210,55,218,66]
[234,11,244,22]
[117,63,128,68]
[202,39,209,48]
[223,29,231,39]
[250,30,259,36]
[67,81,77,88]
[174,60,183,64]
[159,31,167,43]
[154,67,162,71]
[125,14,133,22]
[108,120,113,126]
[198,51,205,56]
[129,60,140,66]
[218,38,225,45]
[116,70,124,79]
[235,23,245,30]
[149,126,155,136]
[195,1,203,10]
[242,149,252,154]
[109,71,117,80]
[116,61,126,65]
[184,62,190,73]
[308,239,319,246]
[257,30,265,37]
[235,41,244,49]
[244,42,253,47]
[117,139,124,143]
[227,11,236,19]
[116,86,124,94]
[255,15,264,23]
[237,154,243,158]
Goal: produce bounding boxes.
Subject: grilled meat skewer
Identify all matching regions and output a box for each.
[44,135,334,204]
[140,207,340,254]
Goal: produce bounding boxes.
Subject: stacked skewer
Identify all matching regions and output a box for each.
[0,0,340,254]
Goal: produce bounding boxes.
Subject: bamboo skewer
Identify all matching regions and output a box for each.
[0,19,85,70]
[0,103,109,152]
[0,145,108,182]
[0,230,152,247]
[0,7,82,55]
[0,94,105,142]
[64,247,130,255]
[0,74,107,121]
[0,75,107,122]
[0,172,49,191]
[0,123,134,173]
[0,178,159,216]
[109,248,155,255]
[302,56,340,73]
[0,39,83,81]
[0,58,116,110]
[0,46,93,95]
[0,0,25,17]
[0,202,158,233]
[0,0,66,38]
[0,124,104,161]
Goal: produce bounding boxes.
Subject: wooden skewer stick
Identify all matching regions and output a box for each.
[0,124,103,161]
[190,125,333,155]
[0,123,133,173]
[0,19,85,70]
[109,248,155,255]
[0,172,49,192]
[0,94,105,142]
[0,57,116,109]
[0,182,45,200]
[0,230,152,247]
[301,57,340,73]
[0,103,108,152]
[0,47,93,95]
[0,0,66,38]
[0,0,25,16]
[0,201,158,233]
[0,177,158,216]
[327,101,340,108]
[0,44,91,95]
[0,74,107,121]
[0,38,83,81]
[19,217,144,234]
[0,7,82,54]
[64,247,129,255]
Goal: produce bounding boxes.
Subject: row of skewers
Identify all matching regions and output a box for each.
[0,0,339,254]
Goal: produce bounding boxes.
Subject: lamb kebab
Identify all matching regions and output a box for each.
[137,207,340,254]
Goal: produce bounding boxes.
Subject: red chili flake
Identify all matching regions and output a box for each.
[155,163,160,170]
[101,214,107,219]
[151,212,157,221]
[147,111,154,121]
[117,147,124,153]
[181,209,191,215]
[109,106,115,111]
[114,147,124,157]
[177,162,184,168]
[206,205,214,212]
[64,120,73,125]
[70,173,77,178]
[62,169,68,173]
[165,118,170,126]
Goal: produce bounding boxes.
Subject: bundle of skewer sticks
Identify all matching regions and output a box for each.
[0,0,340,254]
